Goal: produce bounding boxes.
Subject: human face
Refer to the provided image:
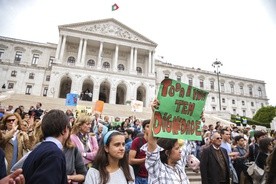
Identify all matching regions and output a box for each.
[237,138,245,147]
[169,141,182,163]
[6,115,18,130]
[80,121,91,134]
[211,133,222,148]
[222,131,231,141]
[20,121,29,132]
[105,135,125,160]
[268,142,274,153]
[144,124,150,134]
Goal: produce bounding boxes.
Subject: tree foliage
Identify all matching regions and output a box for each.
[253,106,276,126]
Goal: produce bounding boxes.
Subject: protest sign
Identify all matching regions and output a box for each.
[65,93,78,106]
[131,100,143,112]
[94,100,104,113]
[153,78,208,140]
[75,105,93,118]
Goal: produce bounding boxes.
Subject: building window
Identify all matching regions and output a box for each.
[242,101,245,106]
[25,85,32,95]
[29,73,35,79]
[243,110,246,116]
[103,61,110,69]
[261,103,264,107]
[188,77,193,86]
[32,54,39,65]
[200,79,204,88]
[43,87,48,96]
[8,83,14,89]
[11,70,17,77]
[49,56,54,66]
[46,75,50,81]
[177,76,181,82]
[230,84,234,93]
[164,73,169,79]
[212,106,216,111]
[258,87,262,97]
[136,67,142,74]
[210,81,214,90]
[87,59,95,67]
[249,87,253,96]
[233,108,236,113]
[211,97,215,102]
[67,56,76,65]
[223,107,226,111]
[0,49,4,59]
[221,83,225,92]
[232,99,235,104]
[222,98,225,103]
[240,86,244,95]
[251,102,254,107]
[117,64,125,71]
[14,51,22,62]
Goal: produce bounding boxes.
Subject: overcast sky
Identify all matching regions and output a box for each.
[1,0,276,106]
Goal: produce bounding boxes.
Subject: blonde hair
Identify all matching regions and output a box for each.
[71,115,92,134]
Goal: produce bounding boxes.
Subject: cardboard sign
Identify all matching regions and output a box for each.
[94,100,104,113]
[153,78,209,140]
[75,105,93,118]
[131,100,143,112]
[65,93,78,106]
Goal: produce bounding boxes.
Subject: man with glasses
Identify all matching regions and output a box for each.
[200,132,231,184]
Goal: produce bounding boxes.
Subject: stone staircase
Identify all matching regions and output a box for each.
[0,93,152,120]
[186,168,201,184]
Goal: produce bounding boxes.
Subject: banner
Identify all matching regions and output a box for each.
[75,105,93,118]
[153,78,209,140]
[65,93,78,106]
[131,100,143,112]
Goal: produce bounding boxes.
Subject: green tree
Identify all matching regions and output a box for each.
[253,106,276,127]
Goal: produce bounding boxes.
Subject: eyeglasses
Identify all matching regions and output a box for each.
[6,119,16,122]
[216,137,222,140]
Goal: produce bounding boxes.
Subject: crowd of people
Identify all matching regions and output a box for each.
[0,100,276,184]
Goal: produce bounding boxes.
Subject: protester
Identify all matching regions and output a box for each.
[84,130,134,184]
[22,109,69,184]
[266,148,276,184]
[0,168,25,184]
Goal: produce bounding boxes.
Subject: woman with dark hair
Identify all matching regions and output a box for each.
[84,130,134,184]
[266,148,276,184]
[255,137,274,170]
[144,100,190,184]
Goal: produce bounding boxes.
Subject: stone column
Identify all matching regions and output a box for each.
[148,51,152,76]
[113,45,119,72]
[76,38,83,64]
[133,48,137,73]
[59,35,67,64]
[92,85,100,102]
[129,47,134,74]
[97,42,103,69]
[55,35,62,61]
[109,86,116,104]
[81,39,87,66]
[151,51,155,74]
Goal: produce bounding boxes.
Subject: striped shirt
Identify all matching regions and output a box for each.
[141,144,190,184]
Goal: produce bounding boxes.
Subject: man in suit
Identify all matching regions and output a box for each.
[22,109,70,184]
[200,132,231,184]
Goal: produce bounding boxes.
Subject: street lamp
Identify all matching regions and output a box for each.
[212,58,223,111]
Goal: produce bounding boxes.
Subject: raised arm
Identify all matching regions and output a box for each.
[147,99,159,153]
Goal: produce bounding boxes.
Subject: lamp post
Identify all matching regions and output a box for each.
[212,59,223,111]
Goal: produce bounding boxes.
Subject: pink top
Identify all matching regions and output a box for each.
[70,134,99,165]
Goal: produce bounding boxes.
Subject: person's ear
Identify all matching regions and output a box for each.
[165,150,170,157]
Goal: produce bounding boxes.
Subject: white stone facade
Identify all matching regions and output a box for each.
[0,18,268,117]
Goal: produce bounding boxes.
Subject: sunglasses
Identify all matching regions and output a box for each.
[6,119,16,122]
[216,137,222,140]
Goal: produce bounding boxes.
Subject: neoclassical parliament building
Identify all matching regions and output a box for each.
[0,18,269,118]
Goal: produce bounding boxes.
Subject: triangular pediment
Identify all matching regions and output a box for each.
[59,18,157,46]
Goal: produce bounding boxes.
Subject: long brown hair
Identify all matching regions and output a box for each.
[93,131,134,184]
[0,113,22,130]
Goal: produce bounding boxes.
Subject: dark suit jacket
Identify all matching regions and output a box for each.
[22,141,67,184]
[200,145,231,184]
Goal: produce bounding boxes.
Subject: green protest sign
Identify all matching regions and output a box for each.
[153,78,209,140]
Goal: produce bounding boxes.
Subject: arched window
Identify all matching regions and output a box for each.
[87,59,95,67]
[67,56,75,65]
[136,67,142,74]
[117,64,125,71]
[103,62,110,69]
